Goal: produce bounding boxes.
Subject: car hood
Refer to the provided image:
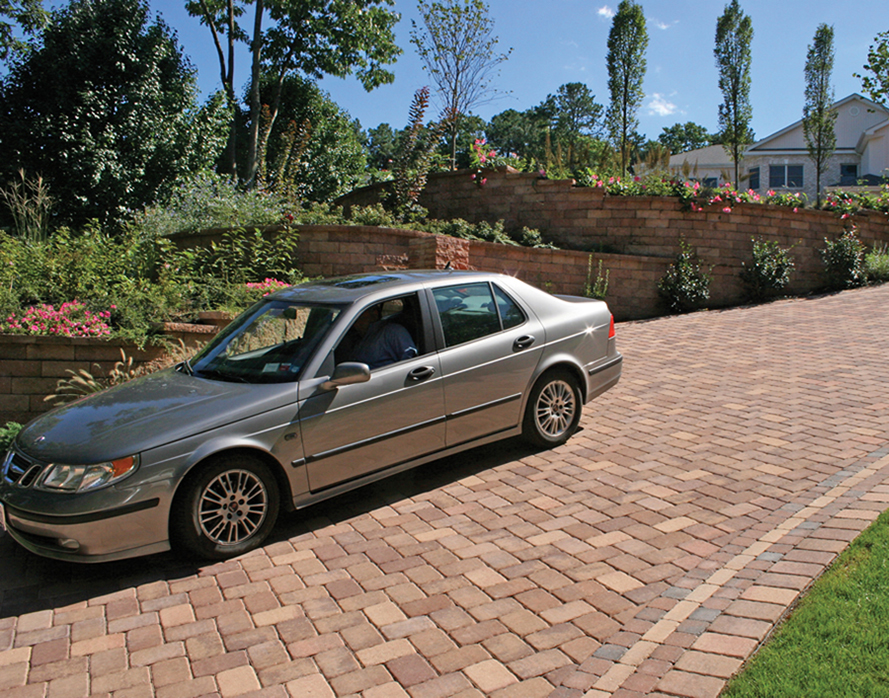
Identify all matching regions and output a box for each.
[17,368,299,464]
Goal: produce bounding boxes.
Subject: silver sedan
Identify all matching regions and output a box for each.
[0,270,622,562]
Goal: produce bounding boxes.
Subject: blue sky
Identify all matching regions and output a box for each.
[155,0,887,143]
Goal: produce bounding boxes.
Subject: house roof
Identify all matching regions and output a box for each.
[668,93,889,174]
[668,144,728,171]
[747,93,887,153]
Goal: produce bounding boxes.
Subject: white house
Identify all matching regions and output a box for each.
[669,94,889,201]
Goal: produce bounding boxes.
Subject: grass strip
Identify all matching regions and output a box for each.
[723,508,889,697]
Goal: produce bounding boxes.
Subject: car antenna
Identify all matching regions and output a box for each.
[444,261,452,270]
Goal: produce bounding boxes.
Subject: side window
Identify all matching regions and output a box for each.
[493,285,525,330]
[433,282,522,347]
[334,293,423,370]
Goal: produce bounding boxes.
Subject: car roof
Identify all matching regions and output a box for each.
[271,269,508,305]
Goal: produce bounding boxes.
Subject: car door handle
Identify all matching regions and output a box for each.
[514,335,535,350]
[408,366,436,381]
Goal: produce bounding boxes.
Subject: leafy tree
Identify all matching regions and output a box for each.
[658,122,714,154]
[365,123,399,170]
[257,74,367,202]
[856,31,889,106]
[605,0,648,178]
[0,0,228,228]
[714,0,754,187]
[803,24,836,207]
[0,0,46,62]
[439,113,486,169]
[187,0,401,183]
[410,0,511,169]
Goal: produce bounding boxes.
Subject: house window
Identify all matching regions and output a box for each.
[748,167,760,190]
[840,164,858,186]
[769,164,804,188]
[702,177,718,188]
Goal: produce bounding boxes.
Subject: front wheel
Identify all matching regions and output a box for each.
[522,370,582,448]
[172,454,280,560]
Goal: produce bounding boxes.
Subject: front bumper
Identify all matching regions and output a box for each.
[1,446,175,563]
[2,495,171,563]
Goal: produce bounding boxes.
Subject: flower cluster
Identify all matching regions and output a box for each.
[471,138,497,167]
[469,138,497,187]
[578,171,694,199]
[577,173,810,213]
[245,278,290,296]
[823,186,889,218]
[3,301,113,337]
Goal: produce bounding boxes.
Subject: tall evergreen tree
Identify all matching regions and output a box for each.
[605,0,648,178]
[714,0,754,187]
[803,24,836,207]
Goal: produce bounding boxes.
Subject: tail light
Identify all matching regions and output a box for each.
[608,314,615,339]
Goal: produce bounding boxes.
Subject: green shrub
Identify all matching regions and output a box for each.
[658,241,712,313]
[131,170,286,237]
[865,243,889,283]
[821,228,866,291]
[0,223,304,346]
[740,238,795,302]
[0,422,22,451]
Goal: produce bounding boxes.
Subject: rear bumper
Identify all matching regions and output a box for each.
[584,352,623,402]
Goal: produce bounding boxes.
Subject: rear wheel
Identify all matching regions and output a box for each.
[172,454,280,560]
[523,370,582,448]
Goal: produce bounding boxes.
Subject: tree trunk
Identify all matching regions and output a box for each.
[245,0,265,187]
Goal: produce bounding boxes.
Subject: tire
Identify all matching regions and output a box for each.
[522,370,582,448]
[172,454,280,560]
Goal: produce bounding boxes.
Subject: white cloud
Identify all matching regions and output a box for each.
[651,18,676,30]
[648,93,678,117]
[597,6,615,20]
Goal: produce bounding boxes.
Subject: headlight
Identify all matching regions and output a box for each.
[38,455,139,493]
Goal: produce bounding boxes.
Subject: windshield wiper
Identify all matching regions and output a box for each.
[195,368,249,383]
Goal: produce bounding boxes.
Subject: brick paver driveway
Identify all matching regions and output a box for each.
[3,285,889,698]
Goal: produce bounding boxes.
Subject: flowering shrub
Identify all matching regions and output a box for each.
[470,138,497,170]
[739,238,796,302]
[821,227,867,290]
[657,241,712,313]
[245,279,291,296]
[822,187,889,218]
[576,173,809,212]
[3,301,112,337]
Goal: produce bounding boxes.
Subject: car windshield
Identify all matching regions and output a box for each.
[190,301,341,383]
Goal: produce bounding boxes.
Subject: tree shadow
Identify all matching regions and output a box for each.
[0,436,543,619]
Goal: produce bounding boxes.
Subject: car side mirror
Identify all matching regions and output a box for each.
[321,362,371,390]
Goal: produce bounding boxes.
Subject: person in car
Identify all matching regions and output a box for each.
[340,304,417,369]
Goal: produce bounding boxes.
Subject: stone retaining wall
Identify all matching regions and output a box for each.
[6,173,889,426]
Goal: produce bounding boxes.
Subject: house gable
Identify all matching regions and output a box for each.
[669,94,889,194]
[749,94,889,155]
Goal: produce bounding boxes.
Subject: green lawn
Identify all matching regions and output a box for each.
[723,509,889,697]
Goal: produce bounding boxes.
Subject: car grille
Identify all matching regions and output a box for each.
[2,451,44,488]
